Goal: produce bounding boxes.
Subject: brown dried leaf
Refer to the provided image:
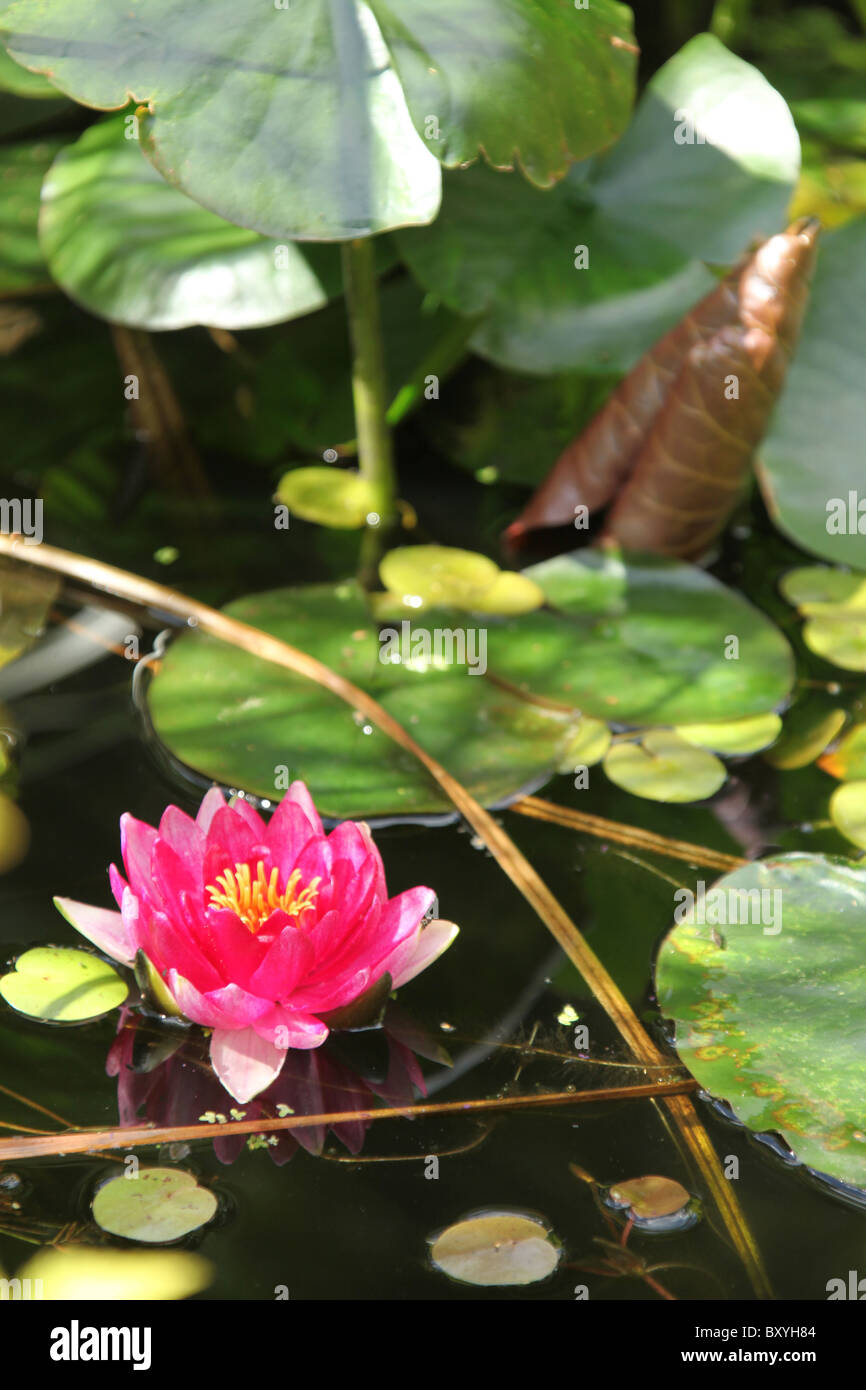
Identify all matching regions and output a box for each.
[507,219,820,559]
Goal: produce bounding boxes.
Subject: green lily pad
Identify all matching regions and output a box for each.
[485,549,795,725]
[820,723,866,781]
[465,571,545,616]
[602,731,727,803]
[0,946,128,1022]
[758,218,866,568]
[801,615,866,673]
[398,34,798,373]
[92,1168,218,1244]
[39,117,346,330]
[656,855,866,1189]
[0,42,56,95]
[779,567,866,610]
[674,714,783,756]
[275,467,377,530]
[0,136,66,294]
[146,580,583,819]
[0,0,636,240]
[829,781,866,850]
[429,1211,560,1286]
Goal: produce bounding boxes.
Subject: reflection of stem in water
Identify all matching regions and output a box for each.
[317,1120,493,1164]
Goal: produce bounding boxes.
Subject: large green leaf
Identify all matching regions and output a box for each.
[39,117,346,330]
[0,38,54,94]
[758,217,866,568]
[656,855,866,1190]
[146,581,582,820]
[398,34,799,373]
[0,136,66,294]
[0,0,636,241]
[484,550,795,725]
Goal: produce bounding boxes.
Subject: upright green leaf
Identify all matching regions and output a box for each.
[39,117,346,329]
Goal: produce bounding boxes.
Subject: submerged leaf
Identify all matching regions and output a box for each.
[429,1211,560,1286]
[91,1168,218,1244]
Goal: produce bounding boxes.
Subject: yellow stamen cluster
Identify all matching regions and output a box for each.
[206,861,320,933]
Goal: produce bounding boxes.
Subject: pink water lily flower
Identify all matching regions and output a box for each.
[54,784,458,1102]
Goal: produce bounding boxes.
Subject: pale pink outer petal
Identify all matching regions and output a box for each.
[196,787,227,834]
[209,1027,288,1103]
[379,920,460,989]
[165,972,271,1029]
[53,897,136,965]
[251,1005,329,1049]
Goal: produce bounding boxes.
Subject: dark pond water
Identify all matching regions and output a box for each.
[0,486,863,1303]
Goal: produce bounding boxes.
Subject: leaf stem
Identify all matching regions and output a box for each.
[340,238,396,587]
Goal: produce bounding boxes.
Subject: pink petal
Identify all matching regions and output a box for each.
[289,965,371,1013]
[251,1005,329,1050]
[196,787,226,834]
[282,782,323,837]
[248,926,314,999]
[206,806,261,864]
[209,1027,288,1103]
[53,897,136,965]
[375,886,436,952]
[225,796,268,841]
[157,806,206,876]
[201,907,267,987]
[120,813,158,902]
[263,801,321,884]
[379,919,460,989]
[166,973,271,1029]
[109,863,129,911]
[143,911,224,992]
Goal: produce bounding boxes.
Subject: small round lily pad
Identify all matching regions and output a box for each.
[467,571,545,615]
[606,1175,696,1230]
[603,731,727,803]
[380,546,499,608]
[429,1211,561,1286]
[275,467,377,529]
[0,946,128,1022]
[92,1168,218,1244]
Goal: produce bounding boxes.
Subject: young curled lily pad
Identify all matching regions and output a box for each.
[92,1168,218,1244]
[656,854,866,1189]
[0,946,128,1022]
[603,731,727,803]
[429,1211,561,1286]
[764,700,847,770]
[275,467,377,530]
[674,713,782,756]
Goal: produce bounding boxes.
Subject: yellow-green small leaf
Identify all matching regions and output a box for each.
[674,713,782,755]
[829,780,866,850]
[802,613,866,672]
[556,716,611,771]
[466,571,545,615]
[0,946,128,1022]
[764,706,847,770]
[380,545,499,608]
[819,722,866,781]
[275,467,377,529]
[779,566,866,612]
[603,731,727,803]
